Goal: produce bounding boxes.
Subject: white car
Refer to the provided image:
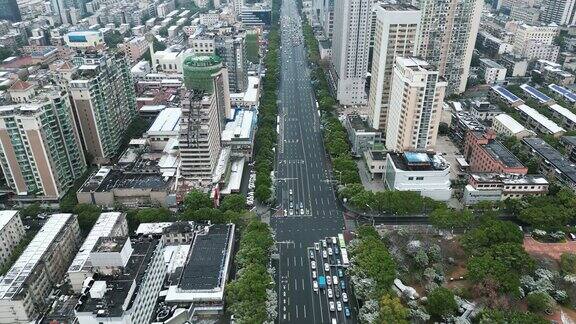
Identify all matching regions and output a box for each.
[336,301,342,312]
[313,281,318,292]
[328,247,333,256]
[333,276,339,285]
[311,261,316,269]
[322,250,328,259]
[327,288,333,298]
[342,292,348,302]
[312,271,317,279]
[324,263,330,272]
[314,242,320,250]
[326,276,332,286]
[329,301,335,312]
[300,208,305,215]
[322,240,327,248]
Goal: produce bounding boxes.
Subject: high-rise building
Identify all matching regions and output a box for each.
[0,83,86,200]
[385,57,446,152]
[0,0,21,21]
[512,23,560,61]
[541,0,576,25]
[69,51,136,164]
[331,0,371,105]
[216,34,249,93]
[416,0,482,94]
[0,214,81,323]
[367,4,420,131]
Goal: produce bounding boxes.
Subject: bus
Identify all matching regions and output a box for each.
[341,248,350,267]
[337,234,346,249]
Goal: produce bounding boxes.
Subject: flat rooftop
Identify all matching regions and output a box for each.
[494,114,526,134]
[347,114,377,133]
[76,237,160,318]
[389,151,450,172]
[469,172,548,185]
[146,107,181,134]
[523,137,576,185]
[80,168,171,192]
[483,140,524,168]
[93,236,128,253]
[178,224,233,291]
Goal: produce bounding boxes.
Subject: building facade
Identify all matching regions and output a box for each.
[331,0,371,105]
[464,130,528,174]
[540,0,576,25]
[0,211,25,268]
[385,57,446,152]
[367,4,420,131]
[416,0,483,94]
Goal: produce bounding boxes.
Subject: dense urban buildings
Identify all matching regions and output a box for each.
[416,0,483,94]
[367,3,420,131]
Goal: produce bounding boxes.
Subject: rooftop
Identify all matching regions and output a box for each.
[389,151,450,172]
[520,84,552,103]
[469,172,548,185]
[221,109,256,142]
[347,114,377,133]
[0,210,18,231]
[146,107,181,135]
[523,137,576,185]
[492,85,523,103]
[494,114,526,134]
[549,84,576,103]
[0,214,73,300]
[518,104,565,134]
[68,212,124,273]
[378,3,419,10]
[480,58,505,69]
[76,237,160,318]
[93,236,128,253]
[483,140,525,168]
[80,166,172,193]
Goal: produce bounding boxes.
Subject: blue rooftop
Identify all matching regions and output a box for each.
[549,84,576,103]
[521,84,551,103]
[492,85,521,103]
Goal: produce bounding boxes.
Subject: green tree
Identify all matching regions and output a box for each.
[426,287,458,319]
[220,194,247,212]
[460,219,523,254]
[19,203,42,218]
[560,252,576,274]
[104,31,124,49]
[477,309,548,324]
[430,207,473,229]
[527,291,555,314]
[74,204,102,235]
[377,293,409,324]
[184,190,213,211]
[519,205,573,231]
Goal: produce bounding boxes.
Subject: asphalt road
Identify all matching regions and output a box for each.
[271,0,356,323]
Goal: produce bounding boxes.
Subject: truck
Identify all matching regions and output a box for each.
[318,276,326,289]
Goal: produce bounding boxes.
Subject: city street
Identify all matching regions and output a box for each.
[271,0,356,323]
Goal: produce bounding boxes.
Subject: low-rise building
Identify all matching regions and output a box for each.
[67,212,129,293]
[221,109,256,158]
[523,137,576,189]
[363,150,386,180]
[463,173,549,205]
[469,101,501,121]
[345,114,382,157]
[498,54,528,77]
[548,84,576,106]
[490,85,524,107]
[75,236,166,324]
[0,211,25,268]
[517,104,565,137]
[143,107,181,151]
[561,136,576,162]
[549,104,576,131]
[464,130,528,174]
[479,58,507,84]
[492,114,535,139]
[0,214,81,323]
[384,152,452,201]
[520,84,555,105]
[450,112,486,147]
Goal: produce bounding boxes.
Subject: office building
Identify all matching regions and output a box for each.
[331,0,371,105]
[384,151,452,201]
[385,57,446,152]
[367,3,420,130]
[0,0,21,21]
[464,130,528,174]
[0,84,86,201]
[416,0,483,94]
[541,0,576,25]
[67,212,129,292]
[463,173,549,205]
[523,137,576,189]
[0,214,80,323]
[75,236,166,324]
[0,211,25,268]
[69,51,137,164]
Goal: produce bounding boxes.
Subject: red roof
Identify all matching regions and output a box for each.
[9,80,33,91]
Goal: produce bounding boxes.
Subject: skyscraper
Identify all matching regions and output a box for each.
[215,34,249,93]
[367,4,420,131]
[541,0,576,25]
[331,0,371,105]
[416,0,482,94]
[385,57,446,152]
[69,51,136,164]
[0,0,21,21]
[0,83,86,200]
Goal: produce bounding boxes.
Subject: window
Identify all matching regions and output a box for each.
[416,177,424,180]
[408,177,414,180]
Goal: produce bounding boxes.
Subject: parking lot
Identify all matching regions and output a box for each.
[307,236,358,324]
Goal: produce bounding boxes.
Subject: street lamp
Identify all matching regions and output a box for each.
[366,204,374,227]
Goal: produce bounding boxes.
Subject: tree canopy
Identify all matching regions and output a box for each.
[426,287,458,319]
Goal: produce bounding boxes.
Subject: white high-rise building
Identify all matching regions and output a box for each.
[367,3,420,131]
[541,0,576,25]
[331,0,371,105]
[386,57,446,152]
[416,0,482,94]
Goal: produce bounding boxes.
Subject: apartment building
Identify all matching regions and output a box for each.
[67,212,129,292]
[367,3,420,131]
[523,137,576,189]
[385,57,446,152]
[331,0,371,105]
[512,24,559,60]
[479,58,507,84]
[69,51,136,164]
[464,130,528,174]
[122,36,149,64]
[492,114,535,139]
[0,84,86,201]
[541,0,576,25]
[0,214,80,323]
[417,0,483,94]
[0,211,25,268]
